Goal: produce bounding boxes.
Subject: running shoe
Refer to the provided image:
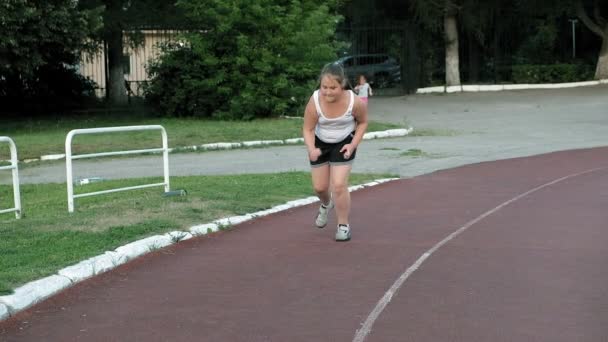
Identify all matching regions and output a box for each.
[315,201,334,228]
[335,224,351,241]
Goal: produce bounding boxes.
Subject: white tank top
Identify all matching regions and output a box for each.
[357,83,370,97]
[313,90,356,143]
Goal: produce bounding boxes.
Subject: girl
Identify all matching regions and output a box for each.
[354,74,373,104]
[302,63,369,241]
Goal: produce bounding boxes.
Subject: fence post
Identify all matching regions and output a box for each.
[0,137,22,219]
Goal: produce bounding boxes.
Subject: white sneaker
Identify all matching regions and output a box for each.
[335,224,351,241]
[315,201,333,228]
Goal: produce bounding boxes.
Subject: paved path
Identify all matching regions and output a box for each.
[2,85,607,184]
[2,147,608,341]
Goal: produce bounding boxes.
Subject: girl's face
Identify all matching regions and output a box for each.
[359,76,366,85]
[320,75,344,103]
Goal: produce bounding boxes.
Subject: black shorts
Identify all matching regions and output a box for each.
[310,133,357,167]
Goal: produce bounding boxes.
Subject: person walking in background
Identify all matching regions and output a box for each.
[354,74,372,105]
[302,63,369,241]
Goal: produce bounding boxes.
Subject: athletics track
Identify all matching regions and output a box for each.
[1,146,608,341]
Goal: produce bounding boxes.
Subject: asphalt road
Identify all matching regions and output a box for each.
[2,85,607,184]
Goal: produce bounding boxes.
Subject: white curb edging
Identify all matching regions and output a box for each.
[40,154,65,161]
[0,302,9,320]
[190,223,220,236]
[0,275,72,314]
[0,177,399,321]
[417,79,608,94]
[166,230,193,242]
[31,128,412,164]
[114,235,174,261]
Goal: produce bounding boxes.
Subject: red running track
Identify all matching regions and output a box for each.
[2,147,608,341]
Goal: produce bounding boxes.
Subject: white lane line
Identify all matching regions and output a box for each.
[353,166,607,342]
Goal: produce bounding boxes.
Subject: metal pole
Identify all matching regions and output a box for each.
[10,140,21,219]
[66,130,75,213]
[161,127,171,193]
[569,19,578,59]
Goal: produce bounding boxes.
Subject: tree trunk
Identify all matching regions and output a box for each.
[402,21,420,93]
[575,1,608,80]
[444,10,460,86]
[107,28,128,105]
[595,30,608,79]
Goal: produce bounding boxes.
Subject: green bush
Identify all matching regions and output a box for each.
[144,0,343,119]
[0,0,102,115]
[512,64,595,84]
[1,64,98,114]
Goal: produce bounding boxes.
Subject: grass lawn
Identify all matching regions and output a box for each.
[0,116,404,160]
[0,172,395,295]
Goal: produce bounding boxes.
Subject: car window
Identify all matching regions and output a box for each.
[360,56,374,66]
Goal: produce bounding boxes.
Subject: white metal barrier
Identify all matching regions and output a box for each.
[0,136,22,219]
[66,125,170,213]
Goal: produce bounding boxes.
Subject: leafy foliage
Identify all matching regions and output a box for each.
[512,63,594,83]
[514,19,559,64]
[0,0,102,113]
[144,0,343,119]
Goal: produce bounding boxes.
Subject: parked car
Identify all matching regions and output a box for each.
[335,54,401,88]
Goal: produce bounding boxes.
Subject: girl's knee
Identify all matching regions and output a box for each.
[332,182,348,194]
[313,184,330,195]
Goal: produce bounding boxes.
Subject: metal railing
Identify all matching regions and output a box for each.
[0,137,22,219]
[65,125,170,213]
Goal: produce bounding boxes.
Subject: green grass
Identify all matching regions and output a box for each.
[409,127,459,137]
[0,172,395,294]
[400,148,428,157]
[0,116,404,160]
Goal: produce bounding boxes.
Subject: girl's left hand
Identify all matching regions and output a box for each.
[340,144,355,159]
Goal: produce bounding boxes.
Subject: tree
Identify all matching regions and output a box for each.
[144,0,343,119]
[0,0,102,112]
[410,0,463,86]
[78,0,186,105]
[410,0,525,85]
[523,0,607,79]
[575,0,608,79]
[443,3,461,86]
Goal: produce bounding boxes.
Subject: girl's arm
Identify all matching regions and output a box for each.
[302,97,320,159]
[350,97,369,148]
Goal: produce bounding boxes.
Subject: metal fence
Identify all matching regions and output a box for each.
[65,125,170,213]
[337,23,420,93]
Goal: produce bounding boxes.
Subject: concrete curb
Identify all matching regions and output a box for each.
[0,177,398,322]
[0,275,72,316]
[416,79,608,94]
[0,302,9,320]
[24,128,413,164]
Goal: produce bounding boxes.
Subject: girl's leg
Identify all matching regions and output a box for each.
[311,164,331,205]
[329,164,352,225]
